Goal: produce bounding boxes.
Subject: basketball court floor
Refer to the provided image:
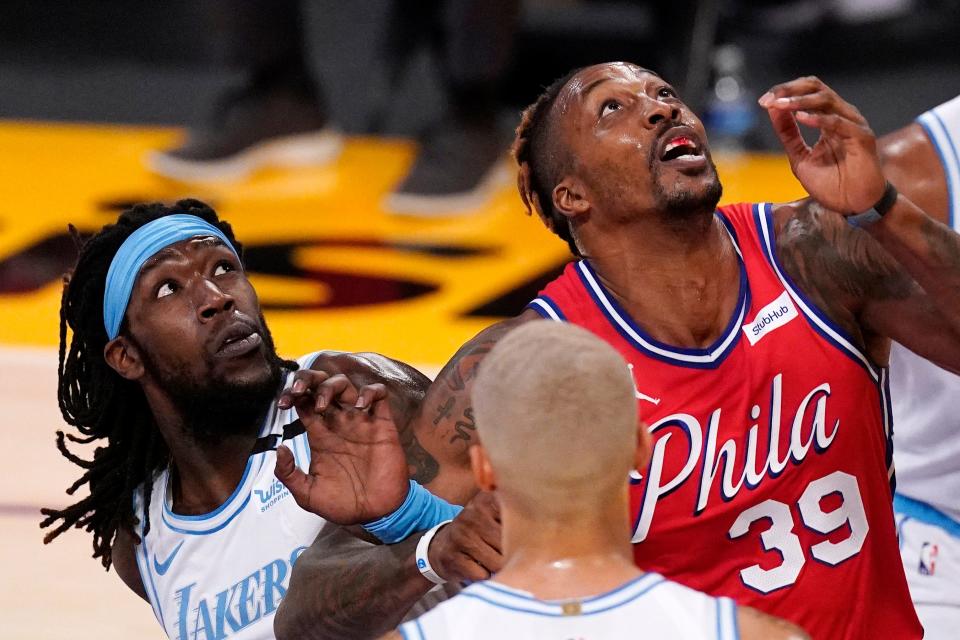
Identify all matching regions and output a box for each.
[0,119,805,638]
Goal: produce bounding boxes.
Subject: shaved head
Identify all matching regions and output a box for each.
[472,321,640,518]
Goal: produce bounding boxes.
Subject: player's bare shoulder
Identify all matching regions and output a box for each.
[111,524,148,601]
[769,198,913,353]
[738,605,811,640]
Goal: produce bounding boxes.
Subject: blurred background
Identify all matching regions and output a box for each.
[0,0,957,637]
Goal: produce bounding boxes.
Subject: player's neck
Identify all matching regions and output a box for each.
[493,500,640,600]
[582,212,740,348]
[145,390,264,516]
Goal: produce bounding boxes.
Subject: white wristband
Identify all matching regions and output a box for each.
[415,520,452,585]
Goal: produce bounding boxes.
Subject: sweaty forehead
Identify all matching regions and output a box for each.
[561,63,660,105]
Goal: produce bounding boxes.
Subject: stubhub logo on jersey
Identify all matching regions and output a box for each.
[632,373,839,542]
[742,291,798,346]
[173,546,308,640]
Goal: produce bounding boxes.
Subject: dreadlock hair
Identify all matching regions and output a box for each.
[512,68,584,257]
[40,199,294,570]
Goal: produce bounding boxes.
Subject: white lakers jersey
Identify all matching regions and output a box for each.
[132,352,327,640]
[892,95,960,524]
[397,573,739,640]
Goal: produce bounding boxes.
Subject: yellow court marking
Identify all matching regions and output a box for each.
[0,120,807,365]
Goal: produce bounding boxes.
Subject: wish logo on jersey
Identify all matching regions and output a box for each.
[254,478,291,513]
[173,546,307,640]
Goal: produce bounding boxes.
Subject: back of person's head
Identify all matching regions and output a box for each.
[472,321,642,519]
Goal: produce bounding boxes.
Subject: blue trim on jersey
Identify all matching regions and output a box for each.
[527,295,566,322]
[163,454,256,522]
[929,111,960,227]
[465,574,665,617]
[477,572,652,604]
[752,203,880,381]
[894,494,960,538]
[159,454,266,535]
[573,213,750,369]
[136,516,166,629]
[398,620,426,640]
[917,115,957,228]
[714,598,723,640]
[724,598,740,640]
[161,492,254,536]
[931,110,960,228]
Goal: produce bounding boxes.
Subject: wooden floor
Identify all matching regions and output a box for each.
[0,120,806,639]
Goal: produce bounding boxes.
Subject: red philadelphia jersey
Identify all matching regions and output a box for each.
[528,203,921,640]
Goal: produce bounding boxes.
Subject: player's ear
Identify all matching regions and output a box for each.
[469,444,497,492]
[553,176,591,220]
[634,420,652,470]
[104,336,145,381]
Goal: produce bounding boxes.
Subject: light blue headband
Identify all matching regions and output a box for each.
[102,214,238,339]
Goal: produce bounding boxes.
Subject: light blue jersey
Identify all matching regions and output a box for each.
[132,352,326,640]
[892,95,960,526]
[890,95,960,637]
[399,573,740,640]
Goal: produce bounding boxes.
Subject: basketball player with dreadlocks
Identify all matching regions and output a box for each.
[274,66,960,640]
[40,199,504,640]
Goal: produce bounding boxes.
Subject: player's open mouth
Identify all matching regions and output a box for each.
[656,128,707,170]
[216,325,262,358]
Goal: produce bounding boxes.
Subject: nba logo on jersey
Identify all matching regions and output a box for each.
[919,542,939,576]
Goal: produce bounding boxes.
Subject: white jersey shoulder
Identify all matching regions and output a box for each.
[893,95,960,525]
[916,94,960,227]
[132,352,326,640]
[398,573,740,640]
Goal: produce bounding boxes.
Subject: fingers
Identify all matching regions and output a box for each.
[274,445,313,508]
[315,374,358,412]
[765,108,808,160]
[759,75,875,157]
[760,77,865,124]
[431,522,501,582]
[278,369,329,410]
[278,370,365,415]
[428,491,505,582]
[356,383,388,411]
[794,111,872,139]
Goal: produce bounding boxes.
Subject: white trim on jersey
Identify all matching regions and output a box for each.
[715,596,740,640]
[754,205,895,481]
[755,203,880,382]
[133,498,166,628]
[528,297,564,321]
[575,259,748,366]
[461,573,665,616]
[917,95,960,229]
[400,574,742,640]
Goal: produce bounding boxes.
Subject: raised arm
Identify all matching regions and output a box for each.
[273,313,538,640]
[405,310,541,505]
[274,490,502,640]
[761,77,960,372]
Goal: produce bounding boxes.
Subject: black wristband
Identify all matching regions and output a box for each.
[873,181,898,217]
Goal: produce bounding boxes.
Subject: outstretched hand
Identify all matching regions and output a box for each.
[759,76,886,214]
[274,369,409,525]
